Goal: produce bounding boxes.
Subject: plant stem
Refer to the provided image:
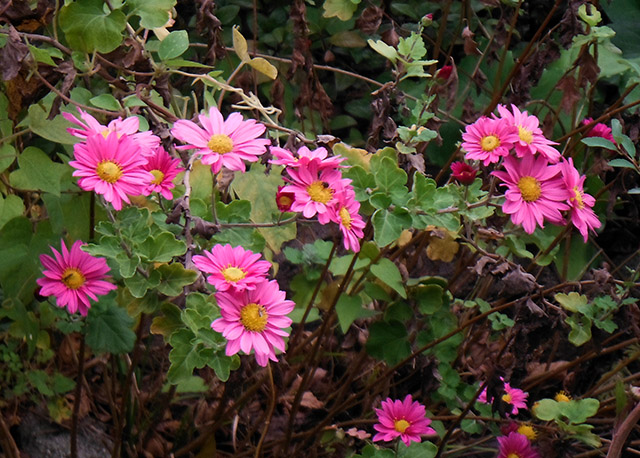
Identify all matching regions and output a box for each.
[70,331,86,458]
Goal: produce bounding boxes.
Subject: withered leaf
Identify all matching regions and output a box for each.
[356,6,383,35]
[0,26,29,81]
[462,26,480,56]
[556,74,581,114]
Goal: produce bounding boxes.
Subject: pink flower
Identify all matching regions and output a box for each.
[462,117,519,165]
[142,146,184,200]
[478,377,529,415]
[451,161,477,185]
[559,158,601,242]
[373,395,436,447]
[497,432,539,458]
[496,104,561,163]
[492,155,570,234]
[212,280,295,366]
[69,132,152,210]
[63,108,160,156]
[37,240,117,316]
[325,188,366,252]
[276,185,296,212]
[286,162,351,218]
[192,244,271,292]
[171,106,270,174]
[270,145,346,169]
[582,117,615,145]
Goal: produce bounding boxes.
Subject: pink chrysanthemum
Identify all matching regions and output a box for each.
[212,279,295,366]
[582,117,615,145]
[276,185,296,212]
[462,116,519,165]
[141,146,184,200]
[37,240,117,316]
[325,188,366,252]
[497,432,539,458]
[478,377,529,415]
[63,108,160,156]
[171,106,270,174]
[192,244,271,292]
[559,158,601,242]
[69,132,152,211]
[270,145,346,169]
[373,395,436,447]
[496,104,561,163]
[286,162,351,218]
[451,161,477,185]
[492,155,570,234]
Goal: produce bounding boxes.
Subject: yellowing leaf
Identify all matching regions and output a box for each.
[426,229,459,262]
[232,26,249,62]
[323,0,359,21]
[333,142,371,171]
[248,57,277,79]
[397,229,413,247]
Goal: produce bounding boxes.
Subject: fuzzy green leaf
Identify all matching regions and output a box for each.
[59,0,126,53]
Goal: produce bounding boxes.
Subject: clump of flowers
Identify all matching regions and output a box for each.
[373,394,436,447]
[478,377,529,415]
[37,239,117,316]
[497,432,539,458]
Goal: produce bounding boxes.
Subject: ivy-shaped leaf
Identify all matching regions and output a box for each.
[86,294,136,354]
[59,0,126,53]
[127,0,176,29]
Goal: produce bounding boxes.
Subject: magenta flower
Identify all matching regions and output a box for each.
[69,132,152,210]
[37,240,117,316]
[286,162,351,218]
[63,108,160,156]
[559,158,601,242]
[270,145,346,169]
[276,185,296,212]
[373,395,436,447]
[496,104,561,163]
[192,244,271,292]
[171,106,270,174]
[462,116,519,165]
[492,155,569,234]
[582,117,615,145]
[451,161,477,185]
[478,377,529,415]
[212,280,295,366]
[497,432,539,458]
[325,188,366,252]
[141,146,184,200]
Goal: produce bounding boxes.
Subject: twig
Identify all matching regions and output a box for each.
[70,332,86,458]
[607,401,640,458]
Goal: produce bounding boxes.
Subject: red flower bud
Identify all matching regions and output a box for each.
[451,161,477,185]
[276,185,296,212]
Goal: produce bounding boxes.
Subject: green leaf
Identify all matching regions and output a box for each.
[581,136,617,150]
[562,398,600,424]
[372,208,412,247]
[210,355,237,382]
[156,263,198,296]
[127,0,176,29]
[0,143,16,174]
[608,158,637,169]
[368,39,397,64]
[167,328,200,383]
[124,270,160,298]
[397,32,427,60]
[138,232,187,262]
[28,104,77,145]
[555,292,588,313]
[115,252,139,278]
[59,0,126,53]
[366,320,411,366]
[86,295,136,354]
[28,45,58,66]
[0,195,25,231]
[89,94,121,112]
[533,398,561,421]
[371,156,408,193]
[28,370,54,396]
[397,441,438,458]
[323,0,359,21]
[335,294,375,333]
[566,314,592,346]
[52,373,75,394]
[9,147,68,196]
[158,30,189,61]
[370,258,407,298]
[415,284,443,315]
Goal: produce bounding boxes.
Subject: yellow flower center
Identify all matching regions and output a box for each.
[61,268,86,290]
[518,126,533,144]
[208,134,234,155]
[517,176,541,202]
[240,303,268,332]
[339,207,352,229]
[96,160,123,183]
[502,393,513,404]
[150,169,165,185]
[571,186,585,209]
[517,424,536,441]
[507,454,521,458]
[221,266,246,283]
[480,134,500,152]
[278,195,293,208]
[394,419,410,433]
[555,391,571,402]
[306,181,333,204]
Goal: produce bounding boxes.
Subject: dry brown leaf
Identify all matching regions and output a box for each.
[426,229,459,262]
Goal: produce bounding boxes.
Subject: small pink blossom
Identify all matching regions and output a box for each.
[582,117,615,145]
[192,244,271,292]
[496,104,561,163]
[286,162,351,219]
[270,145,346,169]
[462,116,519,165]
[325,188,366,252]
[63,108,160,156]
[373,394,436,447]
[478,377,529,415]
[69,132,152,210]
[559,158,601,242]
[142,146,184,200]
[497,432,539,458]
[450,161,477,185]
[275,185,296,212]
[492,155,569,234]
[37,240,117,316]
[212,280,295,366]
[171,106,270,174]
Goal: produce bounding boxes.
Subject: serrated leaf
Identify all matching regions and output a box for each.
[248,57,277,79]
[127,0,176,29]
[158,30,189,61]
[59,0,126,53]
[370,258,406,298]
[167,328,199,383]
[86,295,136,354]
[150,302,183,337]
[566,314,592,346]
[156,263,197,296]
[232,26,250,62]
[138,232,187,262]
[9,147,68,196]
[89,94,121,111]
[555,292,588,312]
